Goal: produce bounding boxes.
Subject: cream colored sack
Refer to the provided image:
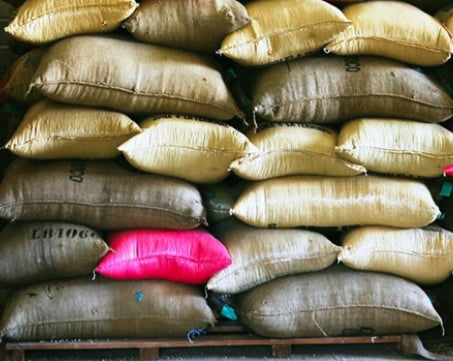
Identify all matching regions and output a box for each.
[206,218,341,294]
[123,0,250,53]
[335,118,453,178]
[4,0,139,45]
[230,122,365,180]
[30,35,243,120]
[119,114,257,184]
[252,55,453,124]
[219,0,352,66]
[339,226,453,286]
[6,99,141,160]
[231,175,440,228]
[3,48,46,105]
[324,1,453,66]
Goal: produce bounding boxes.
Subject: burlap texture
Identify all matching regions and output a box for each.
[324,1,453,66]
[338,225,453,285]
[230,121,365,180]
[30,35,243,120]
[207,218,341,294]
[6,99,141,159]
[0,221,108,285]
[231,175,441,228]
[3,48,46,105]
[119,114,257,184]
[236,265,443,338]
[0,158,207,230]
[252,55,453,124]
[335,118,453,178]
[4,0,139,44]
[219,0,352,66]
[0,277,215,341]
[123,0,250,53]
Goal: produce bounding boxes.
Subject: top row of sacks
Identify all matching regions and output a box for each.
[4,0,453,67]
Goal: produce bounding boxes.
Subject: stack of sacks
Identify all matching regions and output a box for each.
[0,0,254,342]
[215,0,453,339]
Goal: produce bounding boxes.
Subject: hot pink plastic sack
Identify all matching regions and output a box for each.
[95,228,231,284]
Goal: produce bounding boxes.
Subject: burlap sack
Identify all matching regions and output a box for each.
[335,118,453,178]
[30,35,243,120]
[0,221,108,285]
[0,277,215,341]
[338,225,453,286]
[4,0,139,44]
[219,0,351,66]
[6,99,141,159]
[206,218,341,294]
[324,1,453,66]
[229,122,365,180]
[0,158,207,230]
[123,0,250,53]
[3,48,46,105]
[252,55,453,124]
[435,3,453,35]
[236,265,443,338]
[231,175,441,228]
[119,114,257,184]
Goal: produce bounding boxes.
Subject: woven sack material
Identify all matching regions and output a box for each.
[338,225,453,286]
[3,48,46,105]
[95,227,232,284]
[4,0,139,44]
[252,55,453,124]
[236,265,443,338]
[324,1,453,66]
[119,114,257,184]
[219,0,352,66]
[0,221,108,285]
[123,0,250,53]
[230,121,365,180]
[0,277,215,341]
[335,118,453,178]
[206,218,341,294]
[30,35,243,120]
[231,175,441,228]
[6,99,141,159]
[0,158,207,230]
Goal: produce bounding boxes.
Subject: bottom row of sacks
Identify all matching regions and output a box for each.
[0,264,446,342]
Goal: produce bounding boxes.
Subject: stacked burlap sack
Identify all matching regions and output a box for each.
[0,0,452,353]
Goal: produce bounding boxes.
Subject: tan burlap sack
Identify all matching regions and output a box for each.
[236,265,443,338]
[229,122,365,180]
[30,35,243,120]
[0,277,215,341]
[436,3,453,35]
[6,99,141,159]
[0,158,207,230]
[0,221,108,285]
[252,55,453,124]
[206,218,341,294]
[338,226,453,286]
[219,0,351,66]
[123,0,250,53]
[335,118,453,178]
[119,114,257,184]
[231,175,440,228]
[324,1,453,66]
[3,48,46,105]
[4,0,139,44]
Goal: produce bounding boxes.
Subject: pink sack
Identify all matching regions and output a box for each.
[95,228,231,284]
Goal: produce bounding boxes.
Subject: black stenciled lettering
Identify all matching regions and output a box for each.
[69,159,86,183]
[344,56,361,73]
